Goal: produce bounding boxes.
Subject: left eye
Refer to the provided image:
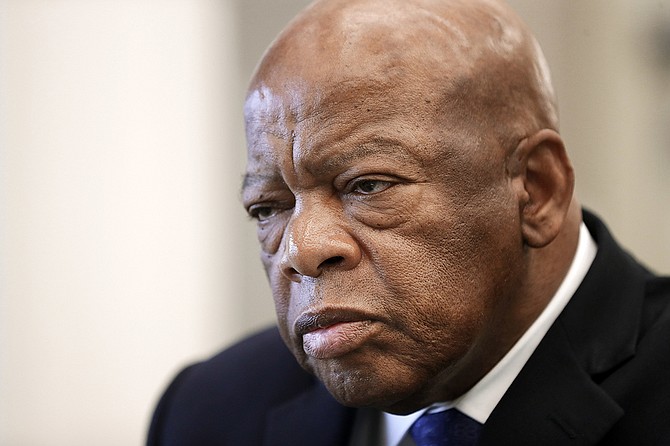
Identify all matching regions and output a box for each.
[350,179,393,195]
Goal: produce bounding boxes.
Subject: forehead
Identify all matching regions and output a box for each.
[243,76,450,171]
[244,74,436,136]
[243,28,468,164]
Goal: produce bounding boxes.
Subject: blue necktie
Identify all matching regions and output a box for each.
[409,408,483,446]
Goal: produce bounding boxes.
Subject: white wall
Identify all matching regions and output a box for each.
[1,0,669,445]
[0,0,242,444]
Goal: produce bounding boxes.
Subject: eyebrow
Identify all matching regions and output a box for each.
[241,173,283,193]
[309,138,421,177]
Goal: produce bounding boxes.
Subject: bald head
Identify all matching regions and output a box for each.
[248,0,558,148]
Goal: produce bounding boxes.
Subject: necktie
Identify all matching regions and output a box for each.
[409,408,483,446]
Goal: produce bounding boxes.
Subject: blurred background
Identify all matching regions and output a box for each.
[1,0,669,444]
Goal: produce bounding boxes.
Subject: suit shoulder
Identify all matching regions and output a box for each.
[599,276,670,444]
[200,325,308,384]
[148,327,315,445]
[642,276,670,330]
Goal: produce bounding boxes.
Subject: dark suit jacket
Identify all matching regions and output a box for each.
[148,211,670,445]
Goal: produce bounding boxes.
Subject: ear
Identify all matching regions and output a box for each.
[508,129,574,248]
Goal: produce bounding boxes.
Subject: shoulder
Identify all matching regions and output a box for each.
[148,326,316,446]
[598,276,670,444]
[180,325,312,394]
[641,276,670,333]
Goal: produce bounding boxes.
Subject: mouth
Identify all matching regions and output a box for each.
[294,309,380,360]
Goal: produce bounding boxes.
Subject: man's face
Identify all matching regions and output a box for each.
[242,74,527,413]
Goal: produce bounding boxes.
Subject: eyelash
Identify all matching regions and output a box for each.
[248,205,277,221]
[347,178,395,195]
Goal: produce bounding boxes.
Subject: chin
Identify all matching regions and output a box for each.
[311,357,432,412]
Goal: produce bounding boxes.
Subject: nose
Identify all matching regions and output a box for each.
[279,203,362,281]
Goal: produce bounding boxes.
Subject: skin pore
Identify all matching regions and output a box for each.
[242,0,581,414]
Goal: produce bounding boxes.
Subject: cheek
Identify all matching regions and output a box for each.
[264,260,296,349]
[263,254,311,353]
[370,190,521,336]
[258,218,294,335]
[344,185,419,229]
[262,253,288,314]
[256,213,289,254]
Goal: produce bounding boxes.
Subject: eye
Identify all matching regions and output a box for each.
[350,178,394,195]
[248,204,280,222]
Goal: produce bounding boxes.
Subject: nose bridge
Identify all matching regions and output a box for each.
[280,194,361,280]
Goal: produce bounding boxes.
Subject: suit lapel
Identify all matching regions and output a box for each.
[557,212,649,376]
[481,211,649,445]
[480,324,623,445]
[264,380,356,446]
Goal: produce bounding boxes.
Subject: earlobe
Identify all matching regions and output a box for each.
[510,129,574,248]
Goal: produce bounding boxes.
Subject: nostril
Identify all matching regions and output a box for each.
[286,267,299,276]
[282,266,301,281]
[320,256,344,267]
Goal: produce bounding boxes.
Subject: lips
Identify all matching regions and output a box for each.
[294,310,380,359]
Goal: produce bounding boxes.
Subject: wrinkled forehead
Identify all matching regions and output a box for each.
[243,76,445,167]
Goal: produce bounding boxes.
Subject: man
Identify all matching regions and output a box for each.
[148,0,670,444]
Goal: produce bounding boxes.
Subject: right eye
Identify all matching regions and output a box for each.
[248,204,279,222]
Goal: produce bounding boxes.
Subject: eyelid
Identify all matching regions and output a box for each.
[246,196,295,222]
[247,203,275,221]
[243,185,295,217]
[343,175,400,195]
[249,204,294,224]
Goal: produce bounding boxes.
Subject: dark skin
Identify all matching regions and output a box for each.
[242,0,581,415]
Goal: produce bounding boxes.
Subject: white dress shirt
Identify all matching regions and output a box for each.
[349,223,597,446]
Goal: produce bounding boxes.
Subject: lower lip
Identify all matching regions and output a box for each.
[302,320,377,359]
